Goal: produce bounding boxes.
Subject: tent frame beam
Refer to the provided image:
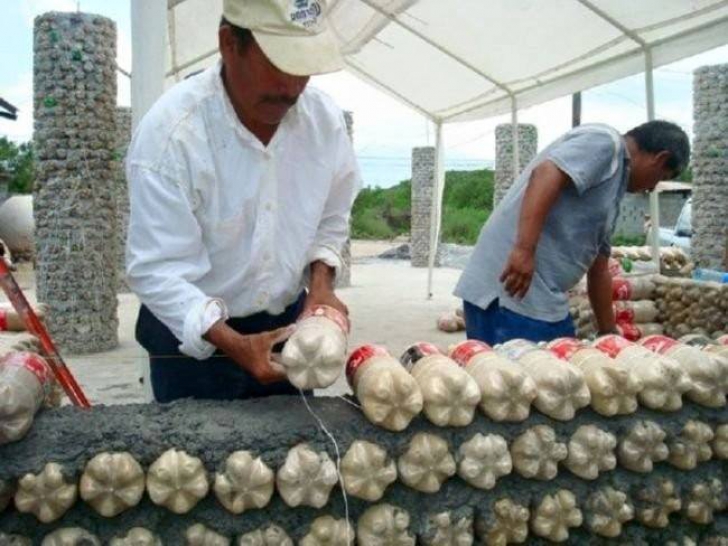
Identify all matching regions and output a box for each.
[576,0,661,268]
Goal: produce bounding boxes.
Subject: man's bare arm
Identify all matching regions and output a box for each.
[587,254,617,335]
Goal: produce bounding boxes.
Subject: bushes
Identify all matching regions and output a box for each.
[0,138,34,194]
[441,206,489,244]
[611,235,647,247]
[351,208,398,240]
[351,169,494,245]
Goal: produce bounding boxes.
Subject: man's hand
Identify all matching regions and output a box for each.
[205,322,293,384]
[500,246,536,300]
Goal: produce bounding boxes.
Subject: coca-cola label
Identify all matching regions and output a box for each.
[613,304,635,324]
[0,308,6,331]
[449,340,492,368]
[0,352,52,385]
[547,338,584,360]
[300,305,350,333]
[400,342,441,371]
[612,278,632,301]
[640,335,678,355]
[618,322,641,341]
[346,345,387,385]
[593,334,634,358]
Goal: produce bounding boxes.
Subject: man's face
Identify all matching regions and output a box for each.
[627,150,674,193]
[219,27,310,127]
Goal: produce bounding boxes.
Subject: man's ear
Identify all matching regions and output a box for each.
[654,149,671,169]
[219,25,235,59]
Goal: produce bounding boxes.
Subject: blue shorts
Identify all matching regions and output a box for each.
[463,299,575,346]
[136,293,306,403]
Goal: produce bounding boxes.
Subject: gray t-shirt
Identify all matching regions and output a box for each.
[454,123,630,322]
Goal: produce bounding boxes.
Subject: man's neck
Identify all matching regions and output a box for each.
[221,67,279,146]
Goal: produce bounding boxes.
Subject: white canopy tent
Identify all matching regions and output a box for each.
[132,0,728,294]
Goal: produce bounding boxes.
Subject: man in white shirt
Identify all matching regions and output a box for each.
[126,0,361,402]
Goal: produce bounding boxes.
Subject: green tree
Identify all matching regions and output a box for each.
[0,137,34,194]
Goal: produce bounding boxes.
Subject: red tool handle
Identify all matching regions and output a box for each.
[0,259,90,408]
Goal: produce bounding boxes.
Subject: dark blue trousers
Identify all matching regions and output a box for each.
[136,293,306,403]
[463,299,575,346]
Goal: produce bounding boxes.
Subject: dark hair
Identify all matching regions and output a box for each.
[220,16,254,51]
[626,120,690,178]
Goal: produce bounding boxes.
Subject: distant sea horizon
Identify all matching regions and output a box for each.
[357,155,494,189]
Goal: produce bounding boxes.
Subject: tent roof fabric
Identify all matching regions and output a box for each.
[164,0,728,122]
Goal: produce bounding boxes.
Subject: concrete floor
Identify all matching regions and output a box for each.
[1,242,466,405]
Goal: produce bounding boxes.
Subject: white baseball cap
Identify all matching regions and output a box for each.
[223,0,344,76]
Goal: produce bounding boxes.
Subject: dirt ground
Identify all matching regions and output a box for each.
[1,240,466,405]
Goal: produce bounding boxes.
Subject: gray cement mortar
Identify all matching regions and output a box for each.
[0,396,725,543]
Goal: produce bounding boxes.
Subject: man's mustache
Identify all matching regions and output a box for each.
[260,95,298,107]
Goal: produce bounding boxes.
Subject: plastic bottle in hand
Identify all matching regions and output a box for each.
[0,352,53,445]
[280,305,349,389]
[400,342,480,427]
[347,345,423,431]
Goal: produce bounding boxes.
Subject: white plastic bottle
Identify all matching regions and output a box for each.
[347,345,423,431]
[510,346,591,421]
[592,335,690,411]
[280,305,349,389]
[400,342,480,427]
[0,351,53,444]
[547,338,642,416]
[449,340,537,422]
[640,335,727,408]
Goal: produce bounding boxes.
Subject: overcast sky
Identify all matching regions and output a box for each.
[2,0,727,165]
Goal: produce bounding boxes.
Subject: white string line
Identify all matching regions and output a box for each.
[298,389,352,545]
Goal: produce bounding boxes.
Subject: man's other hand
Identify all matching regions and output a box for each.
[500,246,536,300]
[205,322,294,384]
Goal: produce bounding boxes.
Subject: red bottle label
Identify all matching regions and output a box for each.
[449,340,492,368]
[593,334,634,358]
[640,335,678,355]
[547,338,584,360]
[0,352,52,385]
[0,308,6,331]
[618,322,641,341]
[300,305,350,333]
[613,304,635,324]
[346,345,388,385]
[612,278,632,301]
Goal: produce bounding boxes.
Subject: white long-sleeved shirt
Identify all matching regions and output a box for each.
[126,62,361,359]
